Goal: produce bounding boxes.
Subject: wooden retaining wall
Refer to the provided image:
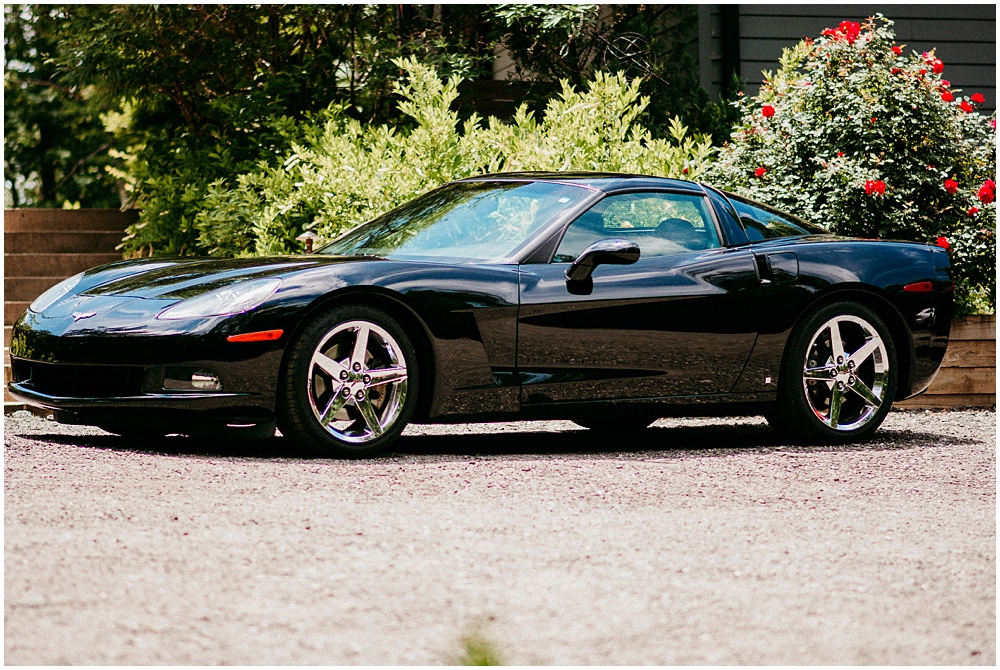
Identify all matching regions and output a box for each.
[898,315,996,409]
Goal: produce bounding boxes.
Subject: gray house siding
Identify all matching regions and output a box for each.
[700,5,997,113]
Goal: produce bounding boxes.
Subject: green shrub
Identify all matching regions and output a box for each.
[707,15,996,314]
[191,57,715,257]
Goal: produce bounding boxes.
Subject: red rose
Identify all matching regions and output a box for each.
[944,179,958,194]
[762,105,775,118]
[960,101,974,113]
[978,179,996,204]
[919,69,926,76]
[972,93,986,104]
[891,45,902,55]
[941,91,954,102]
[839,21,861,44]
[940,80,950,88]
[967,206,980,217]
[932,59,944,74]
[991,119,996,131]
[870,117,876,123]
[936,236,950,250]
[837,151,844,157]
[754,167,767,178]
[864,179,886,196]
[822,28,837,38]
[890,67,901,75]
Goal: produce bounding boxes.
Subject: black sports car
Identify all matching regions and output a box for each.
[9,173,953,456]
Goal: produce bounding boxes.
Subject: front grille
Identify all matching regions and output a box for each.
[12,360,145,398]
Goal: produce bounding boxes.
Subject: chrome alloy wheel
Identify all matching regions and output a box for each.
[801,314,889,431]
[307,320,408,444]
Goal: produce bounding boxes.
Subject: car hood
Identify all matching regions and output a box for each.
[78,255,377,301]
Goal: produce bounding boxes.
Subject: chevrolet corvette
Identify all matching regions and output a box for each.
[9,173,953,456]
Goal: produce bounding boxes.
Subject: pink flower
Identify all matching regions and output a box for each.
[967,206,980,217]
[944,179,958,194]
[891,45,902,55]
[762,105,775,118]
[972,93,986,104]
[754,167,767,178]
[960,101,974,113]
[991,119,996,130]
[936,236,950,250]
[864,179,887,196]
[941,91,954,102]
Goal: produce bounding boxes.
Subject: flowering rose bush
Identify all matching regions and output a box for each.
[708,15,996,314]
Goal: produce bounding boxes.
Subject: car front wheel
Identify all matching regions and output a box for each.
[278,305,418,457]
[768,301,897,443]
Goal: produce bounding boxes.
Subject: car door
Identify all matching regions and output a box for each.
[516,190,761,405]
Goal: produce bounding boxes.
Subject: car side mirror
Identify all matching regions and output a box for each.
[565,238,640,283]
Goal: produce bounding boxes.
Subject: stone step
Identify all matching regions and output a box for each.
[5,302,28,326]
[5,276,68,303]
[4,208,138,232]
[5,231,124,254]
[4,253,122,278]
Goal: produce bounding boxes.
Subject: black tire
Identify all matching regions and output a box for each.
[277,305,418,458]
[767,301,897,444]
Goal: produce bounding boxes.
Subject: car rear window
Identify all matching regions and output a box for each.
[725,193,827,241]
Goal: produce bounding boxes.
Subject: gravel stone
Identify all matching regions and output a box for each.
[4,409,995,664]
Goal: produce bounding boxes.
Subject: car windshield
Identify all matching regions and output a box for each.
[317,180,592,262]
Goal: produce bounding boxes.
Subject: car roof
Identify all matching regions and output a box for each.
[461,171,705,194]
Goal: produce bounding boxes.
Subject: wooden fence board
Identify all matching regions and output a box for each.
[950,315,996,341]
[898,393,995,409]
[941,339,996,368]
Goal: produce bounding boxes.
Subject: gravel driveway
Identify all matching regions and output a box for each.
[4,409,995,665]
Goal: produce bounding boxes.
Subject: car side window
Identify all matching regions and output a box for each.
[727,195,826,241]
[553,192,721,263]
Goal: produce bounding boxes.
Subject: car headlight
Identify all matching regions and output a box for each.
[157,278,281,320]
[29,272,85,313]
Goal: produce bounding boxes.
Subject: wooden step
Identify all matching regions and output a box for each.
[3,208,138,232]
[4,326,11,349]
[4,231,124,254]
[4,276,68,303]
[3,253,122,277]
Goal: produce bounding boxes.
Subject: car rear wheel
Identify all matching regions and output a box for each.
[277,305,418,457]
[768,301,897,443]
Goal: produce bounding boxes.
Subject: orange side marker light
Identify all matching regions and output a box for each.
[227,329,284,343]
